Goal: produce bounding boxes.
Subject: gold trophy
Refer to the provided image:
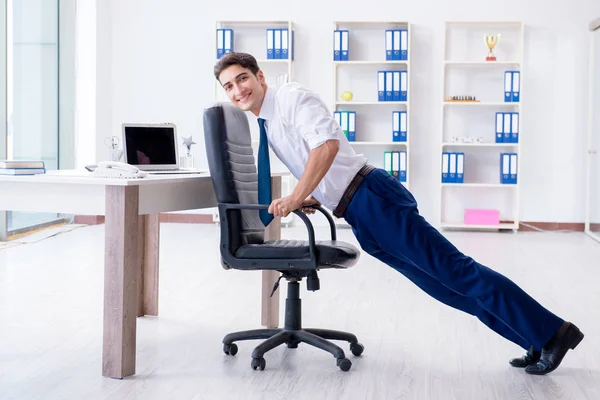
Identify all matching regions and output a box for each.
[484,33,501,61]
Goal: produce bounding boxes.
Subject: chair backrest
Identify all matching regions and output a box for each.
[203,103,265,252]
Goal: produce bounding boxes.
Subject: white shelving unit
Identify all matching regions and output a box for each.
[213,20,296,226]
[440,20,524,231]
[332,20,411,226]
[213,20,294,106]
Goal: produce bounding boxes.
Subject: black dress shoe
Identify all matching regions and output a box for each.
[509,345,541,368]
[525,321,584,375]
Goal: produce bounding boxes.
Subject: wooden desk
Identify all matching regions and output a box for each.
[0,169,284,378]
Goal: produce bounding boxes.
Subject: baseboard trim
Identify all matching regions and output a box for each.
[74,215,106,225]
[74,213,214,225]
[74,214,588,232]
[160,213,214,224]
[518,222,584,232]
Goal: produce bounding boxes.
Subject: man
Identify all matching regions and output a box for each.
[213,52,583,375]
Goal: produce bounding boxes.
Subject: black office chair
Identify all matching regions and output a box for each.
[203,103,364,372]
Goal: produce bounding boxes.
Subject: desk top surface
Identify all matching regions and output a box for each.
[0,169,291,186]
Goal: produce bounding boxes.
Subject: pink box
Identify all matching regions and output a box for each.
[464,209,500,225]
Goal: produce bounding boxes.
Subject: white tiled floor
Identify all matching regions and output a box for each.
[1,222,599,400]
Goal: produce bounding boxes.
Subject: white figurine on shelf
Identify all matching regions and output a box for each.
[182,135,196,157]
[181,135,196,168]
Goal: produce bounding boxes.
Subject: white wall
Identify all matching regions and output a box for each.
[74,0,95,170]
[94,0,600,225]
[59,0,76,170]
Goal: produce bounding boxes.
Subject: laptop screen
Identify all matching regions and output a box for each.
[123,125,177,166]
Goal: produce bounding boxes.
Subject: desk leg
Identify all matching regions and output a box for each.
[103,186,139,379]
[137,214,160,317]
[261,176,281,328]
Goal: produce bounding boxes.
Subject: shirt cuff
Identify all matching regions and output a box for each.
[306,132,340,150]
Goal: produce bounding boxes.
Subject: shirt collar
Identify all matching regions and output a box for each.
[258,85,276,121]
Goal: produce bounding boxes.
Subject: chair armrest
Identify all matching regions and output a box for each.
[217,203,318,270]
[306,205,337,241]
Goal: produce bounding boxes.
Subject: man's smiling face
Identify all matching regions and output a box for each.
[219,64,266,115]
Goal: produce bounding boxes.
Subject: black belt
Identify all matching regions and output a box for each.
[333,164,376,219]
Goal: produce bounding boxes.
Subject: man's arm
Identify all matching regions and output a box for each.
[292,139,339,203]
[268,139,339,218]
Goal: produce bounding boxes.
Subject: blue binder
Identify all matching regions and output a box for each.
[441,152,450,183]
[512,71,520,102]
[223,29,233,55]
[510,112,519,143]
[333,30,341,61]
[378,71,385,101]
[500,153,511,184]
[399,111,407,141]
[281,29,289,59]
[504,71,513,102]
[216,29,224,58]
[495,112,504,143]
[348,111,356,141]
[503,112,511,143]
[386,30,393,60]
[392,71,400,101]
[400,29,408,60]
[399,71,408,101]
[509,153,518,183]
[274,29,281,59]
[393,30,400,60]
[456,152,464,183]
[399,151,407,182]
[448,152,457,183]
[385,71,393,101]
[266,29,274,59]
[340,30,349,61]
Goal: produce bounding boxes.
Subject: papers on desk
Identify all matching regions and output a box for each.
[0,160,46,175]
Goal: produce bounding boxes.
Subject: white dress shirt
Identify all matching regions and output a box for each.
[258,82,367,211]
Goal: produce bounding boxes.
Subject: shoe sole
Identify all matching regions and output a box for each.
[525,324,584,375]
[509,360,539,368]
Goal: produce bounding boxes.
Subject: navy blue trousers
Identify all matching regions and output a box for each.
[342,168,564,351]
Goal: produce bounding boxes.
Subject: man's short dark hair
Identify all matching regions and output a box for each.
[213,52,260,81]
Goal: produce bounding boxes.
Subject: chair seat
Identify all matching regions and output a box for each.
[235,240,360,269]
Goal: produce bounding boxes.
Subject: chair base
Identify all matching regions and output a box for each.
[222,327,364,371]
[222,280,364,371]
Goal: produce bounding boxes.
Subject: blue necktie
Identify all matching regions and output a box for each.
[257,118,273,226]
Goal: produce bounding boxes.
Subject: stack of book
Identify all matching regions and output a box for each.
[0,160,46,175]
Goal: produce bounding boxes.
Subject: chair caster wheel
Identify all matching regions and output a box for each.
[350,343,364,356]
[337,358,352,372]
[251,357,266,371]
[223,343,238,356]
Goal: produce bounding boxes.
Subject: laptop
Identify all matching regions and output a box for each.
[122,123,205,174]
